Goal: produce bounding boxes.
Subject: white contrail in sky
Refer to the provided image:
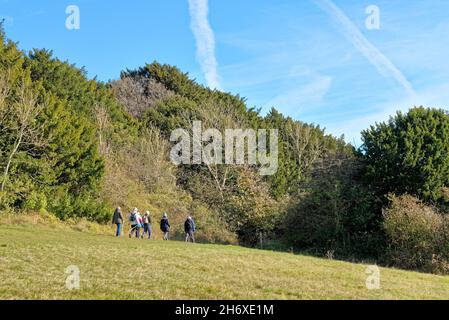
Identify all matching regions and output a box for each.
[314,0,416,97]
[188,0,221,90]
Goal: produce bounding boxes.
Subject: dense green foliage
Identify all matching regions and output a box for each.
[283,153,383,259]
[0,30,109,220]
[3,25,449,274]
[361,107,449,203]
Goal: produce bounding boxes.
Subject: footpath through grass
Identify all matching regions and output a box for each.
[0,223,449,299]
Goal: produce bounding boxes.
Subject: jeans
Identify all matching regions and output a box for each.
[142,223,152,239]
[115,223,122,237]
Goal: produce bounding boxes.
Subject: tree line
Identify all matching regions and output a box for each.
[1,25,449,273]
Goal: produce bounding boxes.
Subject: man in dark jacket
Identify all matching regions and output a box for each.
[112,207,123,237]
[184,216,196,243]
[160,213,170,240]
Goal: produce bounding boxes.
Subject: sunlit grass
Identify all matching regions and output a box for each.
[0,223,448,299]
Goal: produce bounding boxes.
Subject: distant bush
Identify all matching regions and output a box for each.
[383,194,449,274]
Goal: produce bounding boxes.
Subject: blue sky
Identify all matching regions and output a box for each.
[1,0,449,145]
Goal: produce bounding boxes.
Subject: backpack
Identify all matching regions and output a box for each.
[129,213,136,223]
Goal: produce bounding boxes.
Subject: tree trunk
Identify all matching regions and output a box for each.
[1,128,23,192]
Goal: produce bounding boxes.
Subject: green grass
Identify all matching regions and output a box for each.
[1,223,449,300]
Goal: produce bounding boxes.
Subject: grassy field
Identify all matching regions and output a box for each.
[1,223,449,300]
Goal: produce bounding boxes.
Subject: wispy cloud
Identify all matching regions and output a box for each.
[264,71,332,117]
[188,0,221,90]
[325,82,449,147]
[314,0,416,98]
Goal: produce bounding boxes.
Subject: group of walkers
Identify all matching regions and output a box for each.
[111,207,196,243]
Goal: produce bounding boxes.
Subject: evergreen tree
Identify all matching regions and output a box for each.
[361,107,449,203]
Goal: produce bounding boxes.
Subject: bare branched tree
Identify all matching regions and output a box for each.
[138,126,175,189]
[286,121,324,180]
[0,71,11,131]
[1,79,46,193]
[182,100,244,201]
[111,76,174,118]
[123,126,176,192]
[94,103,110,156]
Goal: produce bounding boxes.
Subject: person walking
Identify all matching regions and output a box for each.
[141,211,152,239]
[112,207,123,237]
[160,213,170,240]
[129,208,142,239]
[184,216,196,243]
[135,210,143,238]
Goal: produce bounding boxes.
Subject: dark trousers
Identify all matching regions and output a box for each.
[142,223,152,239]
[129,224,141,238]
[185,230,195,243]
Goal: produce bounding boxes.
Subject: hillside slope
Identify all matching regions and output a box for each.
[0,224,448,300]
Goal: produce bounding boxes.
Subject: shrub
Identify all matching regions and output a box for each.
[282,153,383,259]
[383,194,449,274]
[23,191,47,211]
